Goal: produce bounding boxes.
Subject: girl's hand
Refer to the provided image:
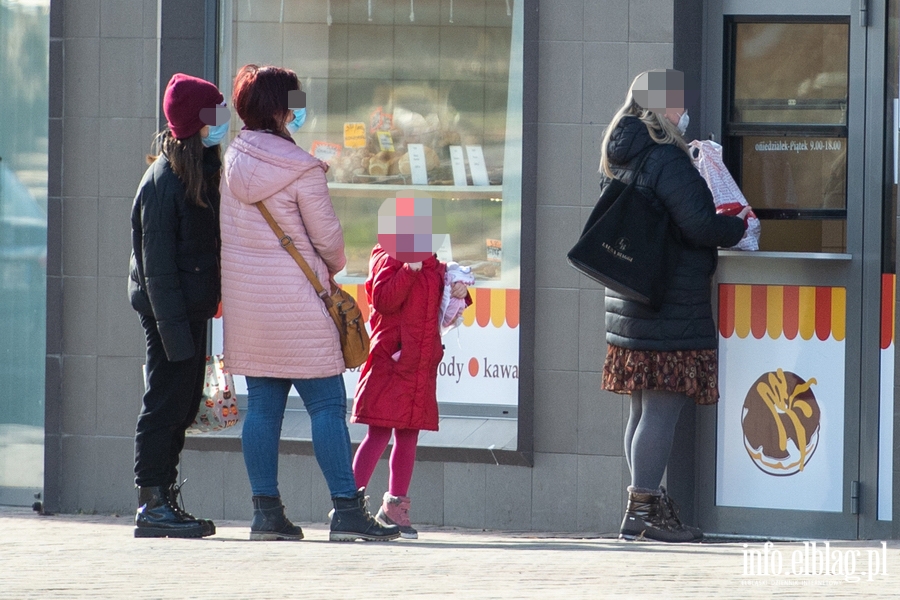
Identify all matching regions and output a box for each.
[450,282,468,299]
[737,206,753,221]
[407,261,423,271]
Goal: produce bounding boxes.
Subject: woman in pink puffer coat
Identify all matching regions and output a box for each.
[219,64,398,543]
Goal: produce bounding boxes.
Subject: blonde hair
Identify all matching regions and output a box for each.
[599,74,690,179]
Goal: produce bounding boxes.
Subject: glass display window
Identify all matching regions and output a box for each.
[217,1,524,415]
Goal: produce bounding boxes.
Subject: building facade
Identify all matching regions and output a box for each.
[1,0,898,539]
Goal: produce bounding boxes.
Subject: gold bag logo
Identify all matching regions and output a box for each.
[741,368,820,476]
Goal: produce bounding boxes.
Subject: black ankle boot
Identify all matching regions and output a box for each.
[329,488,401,542]
[658,486,702,541]
[134,486,206,539]
[619,487,694,543]
[250,496,303,541]
[167,482,216,536]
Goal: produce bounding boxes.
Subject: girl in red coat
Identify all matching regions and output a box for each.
[351,244,470,539]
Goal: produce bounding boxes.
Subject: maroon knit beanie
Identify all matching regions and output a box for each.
[163,73,224,140]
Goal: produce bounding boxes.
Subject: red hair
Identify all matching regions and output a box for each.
[232,64,300,132]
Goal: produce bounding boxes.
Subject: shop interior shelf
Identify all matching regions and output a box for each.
[328,183,503,200]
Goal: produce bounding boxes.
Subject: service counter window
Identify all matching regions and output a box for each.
[725,19,850,252]
[214,1,528,457]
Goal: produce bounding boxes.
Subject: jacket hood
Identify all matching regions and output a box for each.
[607,116,656,166]
[222,130,318,204]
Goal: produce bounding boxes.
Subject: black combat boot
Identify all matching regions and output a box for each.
[618,486,694,543]
[329,488,401,542]
[134,486,206,538]
[658,486,702,541]
[250,496,303,541]
[167,482,216,537]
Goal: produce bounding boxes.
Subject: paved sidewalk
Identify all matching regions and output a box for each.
[1,506,898,599]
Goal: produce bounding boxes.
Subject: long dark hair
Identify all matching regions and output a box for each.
[147,128,219,208]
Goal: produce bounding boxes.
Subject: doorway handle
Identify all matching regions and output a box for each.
[859,0,868,27]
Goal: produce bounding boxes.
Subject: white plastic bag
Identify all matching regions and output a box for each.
[187,354,239,434]
[689,140,760,251]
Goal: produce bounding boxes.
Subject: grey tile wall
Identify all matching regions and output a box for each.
[526,0,674,534]
[63,38,100,118]
[62,276,98,355]
[533,370,579,454]
[61,354,97,435]
[99,0,145,39]
[530,452,578,530]
[537,41,582,124]
[584,0,629,42]
[576,454,625,532]
[61,198,98,277]
[444,462,487,527]
[629,0,674,43]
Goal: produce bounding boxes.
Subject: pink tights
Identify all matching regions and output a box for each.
[352,426,419,497]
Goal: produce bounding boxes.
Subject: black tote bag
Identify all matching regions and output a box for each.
[567,148,677,311]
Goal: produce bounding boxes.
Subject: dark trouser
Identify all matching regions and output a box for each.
[134,314,207,488]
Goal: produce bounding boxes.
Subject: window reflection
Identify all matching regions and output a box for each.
[733,23,849,125]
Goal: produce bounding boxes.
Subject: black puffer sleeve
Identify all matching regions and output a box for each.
[139,171,194,362]
[651,147,745,249]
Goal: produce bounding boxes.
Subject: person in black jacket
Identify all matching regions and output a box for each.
[598,70,750,543]
[128,73,229,538]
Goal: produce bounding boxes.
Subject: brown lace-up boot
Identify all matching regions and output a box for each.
[658,486,702,541]
[618,486,694,543]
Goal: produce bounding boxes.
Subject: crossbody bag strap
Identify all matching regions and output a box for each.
[255,202,334,307]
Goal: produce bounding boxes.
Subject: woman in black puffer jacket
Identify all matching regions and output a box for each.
[599,70,749,543]
[128,73,228,539]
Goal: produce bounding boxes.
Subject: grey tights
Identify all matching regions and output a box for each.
[624,389,689,491]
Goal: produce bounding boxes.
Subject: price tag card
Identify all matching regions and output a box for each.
[343,122,367,148]
[406,143,429,185]
[466,145,490,186]
[449,145,468,187]
[310,141,342,162]
[377,131,395,152]
[486,238,502,263]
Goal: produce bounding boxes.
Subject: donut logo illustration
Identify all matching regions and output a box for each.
[741,368,820,476]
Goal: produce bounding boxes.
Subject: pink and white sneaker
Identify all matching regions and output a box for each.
[375,492,418,539]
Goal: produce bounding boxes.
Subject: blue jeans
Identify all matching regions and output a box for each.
[242,375,357,499]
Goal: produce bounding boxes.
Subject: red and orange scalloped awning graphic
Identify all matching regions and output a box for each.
[340,284,520,329]
[718,284,846,342]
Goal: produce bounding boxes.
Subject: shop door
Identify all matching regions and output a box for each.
[696,0,890,540]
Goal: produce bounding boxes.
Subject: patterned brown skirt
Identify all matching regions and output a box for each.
[602,344,720,406]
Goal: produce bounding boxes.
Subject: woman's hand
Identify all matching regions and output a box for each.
[450,282,468,299]
[407,261,423,271]
[737,206,753,221]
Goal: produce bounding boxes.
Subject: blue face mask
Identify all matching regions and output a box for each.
[286,108,307,134]
[201,121,229,147]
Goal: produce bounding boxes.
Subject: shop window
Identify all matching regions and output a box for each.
[215,1,528,455]
[725,19,849,252]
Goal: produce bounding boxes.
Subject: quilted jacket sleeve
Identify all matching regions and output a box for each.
[370,253,419,315]
[652,148,745,249]
[140,172,194,362]
[293,165,346,275]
